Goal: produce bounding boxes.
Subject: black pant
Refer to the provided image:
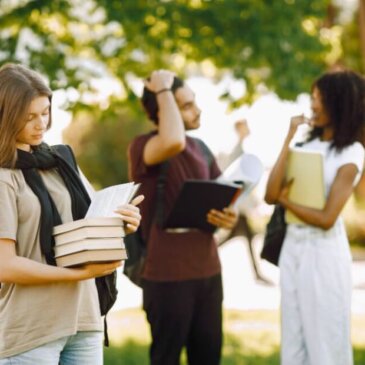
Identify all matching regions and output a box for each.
[142,274,223,365]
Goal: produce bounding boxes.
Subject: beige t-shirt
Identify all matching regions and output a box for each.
[0,168,102,358]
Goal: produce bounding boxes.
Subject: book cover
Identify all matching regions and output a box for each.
[55,248,128,267]
[54,237,125,257]
[163,179,243,233]
[54,225,125,245]
[285,147,325,224]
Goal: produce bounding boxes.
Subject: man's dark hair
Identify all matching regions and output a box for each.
[141,76,184,124]
[307,69,365,150]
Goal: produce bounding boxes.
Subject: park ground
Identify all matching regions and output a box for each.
[104,236,365,364]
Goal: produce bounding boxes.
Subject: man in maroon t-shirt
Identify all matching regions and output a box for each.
[128,70,238,365]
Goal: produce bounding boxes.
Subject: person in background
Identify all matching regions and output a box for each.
[128,69,238,365]
[265,69,365,365]
[216,119,272,284]
[0,63,143,365]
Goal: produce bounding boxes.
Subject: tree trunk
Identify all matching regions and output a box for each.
[360,0,365,71]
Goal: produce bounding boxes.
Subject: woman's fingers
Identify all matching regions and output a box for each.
[130,194,144,206]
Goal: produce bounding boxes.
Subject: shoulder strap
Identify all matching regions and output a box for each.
[154,138,214,225]
[52,144,78,173]
[193,138,214,168]
[154,161,169,226]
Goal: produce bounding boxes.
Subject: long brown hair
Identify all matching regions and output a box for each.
[0,63,52,167]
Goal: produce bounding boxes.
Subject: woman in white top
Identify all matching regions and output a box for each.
[265,69,365,365]
[0,63,143,364]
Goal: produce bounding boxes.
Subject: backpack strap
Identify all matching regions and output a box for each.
[155,138,214,226]
[154,161,169,226]
[193,138,214,168]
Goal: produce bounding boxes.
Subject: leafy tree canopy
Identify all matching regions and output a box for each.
[2,0,360,188]
[1,0,336,109]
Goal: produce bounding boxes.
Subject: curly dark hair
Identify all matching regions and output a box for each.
[141,76,184,124]
[307,69,365,150]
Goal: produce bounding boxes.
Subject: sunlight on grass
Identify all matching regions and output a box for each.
[105,308,365,365]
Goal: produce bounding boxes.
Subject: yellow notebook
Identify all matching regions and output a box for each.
[285,147,325,224]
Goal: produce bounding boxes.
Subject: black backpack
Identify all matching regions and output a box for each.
[123,138,214,287]
[53,144,117,346]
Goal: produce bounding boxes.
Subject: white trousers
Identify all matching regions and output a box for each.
[279,222,353,365]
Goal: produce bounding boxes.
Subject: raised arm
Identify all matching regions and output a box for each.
[265,115,309,204]
[143,70,186,165]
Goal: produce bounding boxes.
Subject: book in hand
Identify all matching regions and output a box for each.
[285,147,325,224]
[86,182,140,218]
[53,217,125,245]
[54,237,125,257]
[55,248,127,268]
[163,179,243,233]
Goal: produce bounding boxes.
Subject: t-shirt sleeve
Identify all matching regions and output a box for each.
[128,134,159,181]
[338,142,365,185]
[0,181,18,240]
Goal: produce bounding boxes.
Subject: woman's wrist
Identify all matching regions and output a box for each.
[155,88,172,95]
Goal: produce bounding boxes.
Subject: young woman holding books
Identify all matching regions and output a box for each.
[265,69,365,365]
[0,63,143,364]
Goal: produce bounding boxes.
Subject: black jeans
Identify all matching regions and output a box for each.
[142,274,223,365]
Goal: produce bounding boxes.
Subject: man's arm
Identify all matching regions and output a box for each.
[143,70,186,166]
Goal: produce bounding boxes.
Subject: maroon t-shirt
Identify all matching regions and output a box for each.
[128,132,222,282]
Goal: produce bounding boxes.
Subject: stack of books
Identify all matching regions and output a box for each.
[53,217,128,267]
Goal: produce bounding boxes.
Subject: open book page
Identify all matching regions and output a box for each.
[85,182,140,218]
[217,153,263,208]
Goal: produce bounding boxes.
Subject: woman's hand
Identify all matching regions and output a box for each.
[287,114,310,140]
[207,207,238,230]
[114,194,144,234]
[74,261,122,280]
[144,70,175,93]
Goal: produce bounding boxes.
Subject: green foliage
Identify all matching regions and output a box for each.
[1,0,334,109]
[341,9,364,73]
[63,106,149,188]
[3,0,362,187]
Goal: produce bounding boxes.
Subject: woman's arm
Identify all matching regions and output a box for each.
[0,239,121,285]
[278,163,359,229]
[265,115,309,204]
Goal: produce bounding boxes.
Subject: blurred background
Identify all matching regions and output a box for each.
[3,0,365,363]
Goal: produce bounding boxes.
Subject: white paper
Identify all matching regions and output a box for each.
[217,153,264,208]
[85,182,139,218]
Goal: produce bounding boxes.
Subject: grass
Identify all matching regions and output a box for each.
[104,308,365,365]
